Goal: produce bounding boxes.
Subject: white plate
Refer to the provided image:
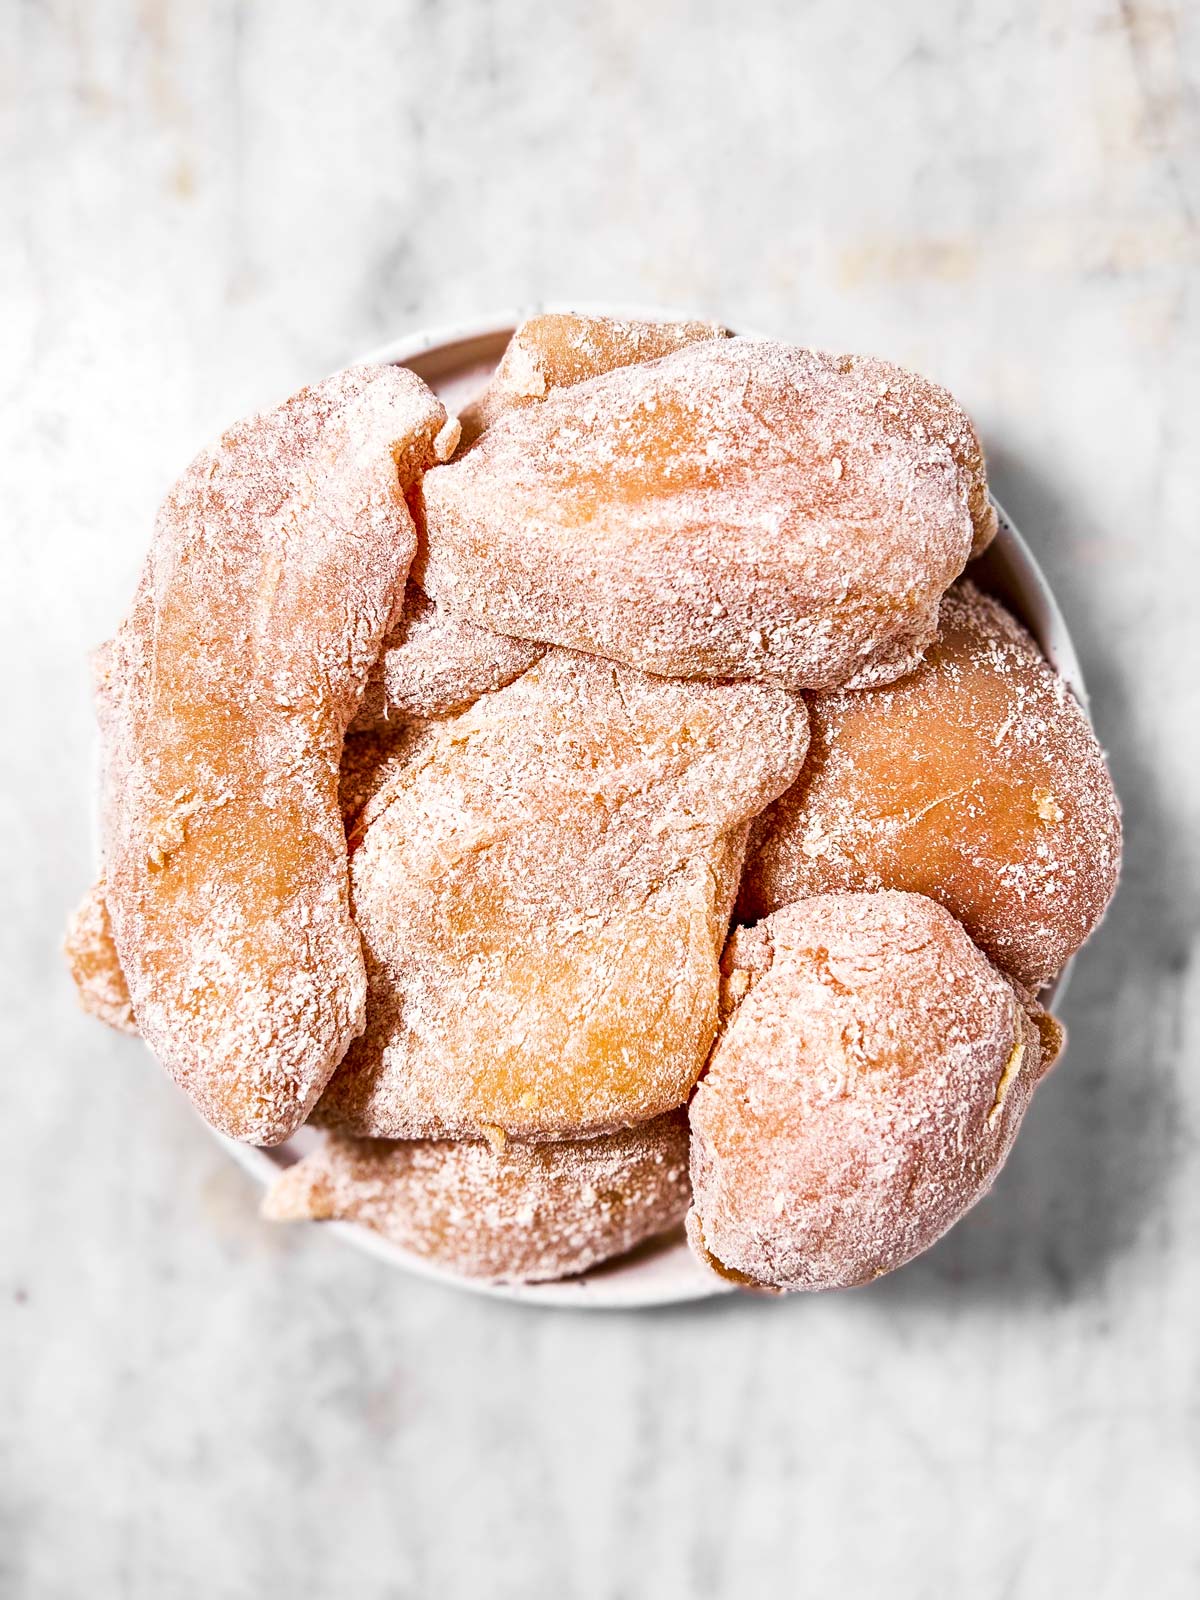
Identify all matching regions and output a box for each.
[201,309,1088,1307]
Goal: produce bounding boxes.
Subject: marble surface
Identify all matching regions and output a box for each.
[3,2,1198,1595]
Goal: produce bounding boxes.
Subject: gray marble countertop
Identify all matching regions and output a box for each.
[3,3,1198,1596]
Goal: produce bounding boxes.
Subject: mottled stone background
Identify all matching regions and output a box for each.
[2,2,1197,1596]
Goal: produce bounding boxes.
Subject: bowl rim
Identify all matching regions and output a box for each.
[157,307,1092,1308]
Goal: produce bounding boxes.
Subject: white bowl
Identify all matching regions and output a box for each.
[205,309,1087,1308]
